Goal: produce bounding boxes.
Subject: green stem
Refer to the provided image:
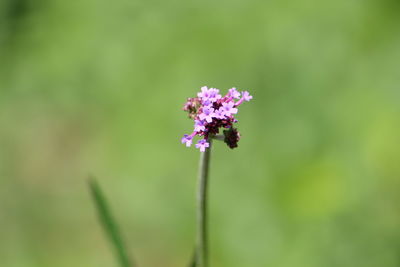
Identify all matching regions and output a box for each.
[196,138,212,267]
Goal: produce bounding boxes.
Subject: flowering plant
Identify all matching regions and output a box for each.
[181,86,253,151]
[88,87,253,267]
[181,86,252,267]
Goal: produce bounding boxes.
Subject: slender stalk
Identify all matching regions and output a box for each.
[89,178,133,267]
[196,138,212,267]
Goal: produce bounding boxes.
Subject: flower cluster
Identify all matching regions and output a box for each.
[181,86,252,152]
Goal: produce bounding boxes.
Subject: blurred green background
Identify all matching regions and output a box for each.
[1,0,400,266]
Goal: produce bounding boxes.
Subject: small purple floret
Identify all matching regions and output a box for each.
[197,86,210,99]
[214,108,226,119]
[194,120,206,132]
[228,88,241,99]
[198,106,215,123]
[181,134,193,147]
[207,88,222,102]
[242,91,253,102]
[195,139,210,152]
[221,102,238,116]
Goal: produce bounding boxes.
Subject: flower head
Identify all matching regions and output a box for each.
[181,86,252,152]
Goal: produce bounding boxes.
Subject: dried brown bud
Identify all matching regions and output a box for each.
[223,127,240,149]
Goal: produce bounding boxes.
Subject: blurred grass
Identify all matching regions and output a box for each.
[89,178,133,267]
[0,0,400,266]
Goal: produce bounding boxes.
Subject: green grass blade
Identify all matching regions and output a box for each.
[188,249,197,267]
[89,178,133,267]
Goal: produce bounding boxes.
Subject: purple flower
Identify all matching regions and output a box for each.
[198,87,222,104]
[221,102,238,116]
[214,108,226,119]
[197,86,211,99]
[181,86,251,151]
[202,99,213,107]
[235,91,253,106]
[228,88,241,99]
[194,120,206,132]
[242,91,253,101]
[198,106,215,123]
[207,88,222,102]
[195,139,210,152]
[181,134,193,147]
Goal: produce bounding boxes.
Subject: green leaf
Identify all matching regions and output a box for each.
[89,178,133,267]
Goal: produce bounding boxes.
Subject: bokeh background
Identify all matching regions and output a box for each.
[1,0,400,266]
